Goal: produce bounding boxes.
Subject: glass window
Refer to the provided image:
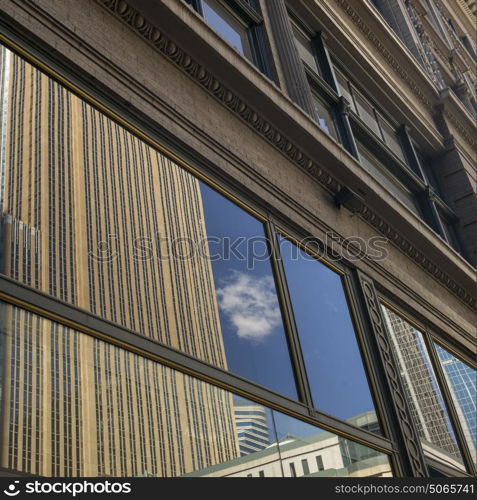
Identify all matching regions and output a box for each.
[202,0,252,60]
[278,236,380,430]
[353,90,381,137]
[273,412,392,477]
[200,184,297,399]
[438,212,459,250]
[0,301,392,478]
[380,305,466,472]
[356,142,421,215]
[311,93,339,141]
[292,25,321,76]
[416,150,441,192]
[378,116,406,162]
[0,302,281,477]
[334,68,356,112]
[434,344,476,465]
[0,44,297,399]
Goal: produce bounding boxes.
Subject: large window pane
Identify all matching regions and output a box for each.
[0,302,389,478]
[435,344,477,465]
[353,90,381,137]
[356,141,421,215]
[200,184,297,399]
[0,302,281,477]
[202,0,252,60]
[272,412,392,477]
[0,45,296,399]
[381,305,466,472]
[378,116,406,162]
[278,236,380,430]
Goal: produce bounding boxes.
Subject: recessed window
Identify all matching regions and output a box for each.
[434,344,476,466]
[278,235,380,430]
[378,116,405,161]
[356,142,421,215]
[311,93,339,141]
[334,68,356,112]
[380,305,466,472]
[202,0,253,59]
[201,184,298,399]
[274,411,392,477]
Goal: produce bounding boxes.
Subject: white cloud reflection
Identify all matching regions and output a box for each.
[216,271,281,341]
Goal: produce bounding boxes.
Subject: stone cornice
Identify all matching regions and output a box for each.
[96,0,475,309]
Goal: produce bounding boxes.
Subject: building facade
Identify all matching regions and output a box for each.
[0,0,475,478]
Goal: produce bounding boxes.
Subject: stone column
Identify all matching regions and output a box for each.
[263,0,315,117]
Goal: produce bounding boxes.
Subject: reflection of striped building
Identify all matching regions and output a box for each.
[0,46,240,476]
[437,347,477,462]
[0,304,241,476]
[234,402,271,456]
[381,308,462,461]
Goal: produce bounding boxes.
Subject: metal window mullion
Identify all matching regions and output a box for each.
[263,219,314,410]
[422,327,477,476]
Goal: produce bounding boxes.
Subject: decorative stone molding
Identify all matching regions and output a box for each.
[356,272,428,477]
[96,0,476,309]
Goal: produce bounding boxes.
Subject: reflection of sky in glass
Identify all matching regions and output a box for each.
[278,236,378,428]
[200,183,297,399]
[202,0,250,57]
[435,344,477,462]
[414,331,458,442]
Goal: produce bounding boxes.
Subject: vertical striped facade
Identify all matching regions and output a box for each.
[0,46,241,476]
[0,304,241,476]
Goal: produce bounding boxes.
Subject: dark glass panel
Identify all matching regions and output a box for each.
[311,93,339,141]
[0,302,282,477]
[356,141,421,215]
[0,43,297,400]
[353,90,381,137]
[378,116,406,162]
[200,184,297,399]
[292,25,320,76]
[278,236,380,430]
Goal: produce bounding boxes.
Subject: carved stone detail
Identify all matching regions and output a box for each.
[357,272,427,477]
[96,0,475,309]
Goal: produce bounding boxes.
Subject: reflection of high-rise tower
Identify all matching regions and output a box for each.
[0,46,240,476]
[382,308,461,458]
[233,401,271,456]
